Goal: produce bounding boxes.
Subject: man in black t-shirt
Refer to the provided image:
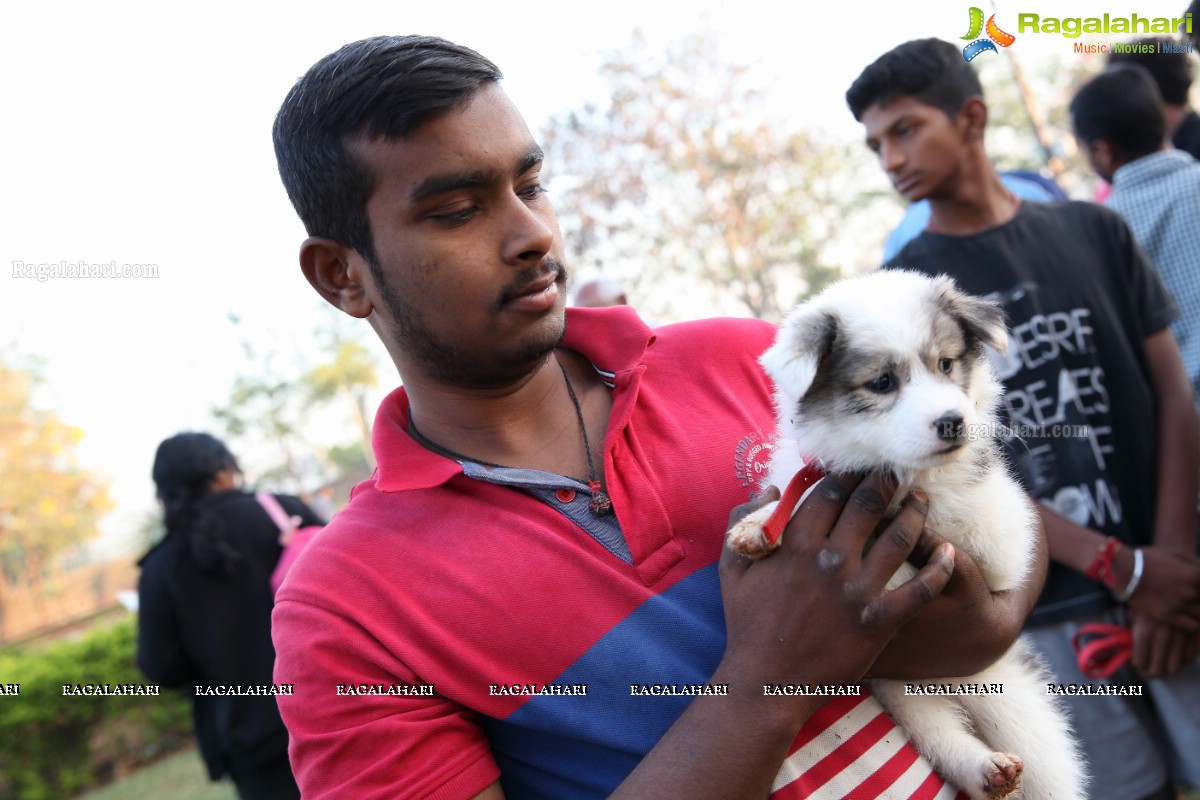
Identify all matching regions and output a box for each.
[846,38,1200,800]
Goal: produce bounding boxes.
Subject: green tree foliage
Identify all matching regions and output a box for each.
[210,346,312,492]
[0,355,111,607]
[304,331,379,471]
[211,311,381,494]
[542,30,886,322]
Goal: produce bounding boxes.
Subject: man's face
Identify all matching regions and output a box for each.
[861,95,969,203]
[353,83,568,388]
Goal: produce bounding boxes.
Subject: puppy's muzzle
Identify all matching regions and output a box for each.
[935,412,966,443]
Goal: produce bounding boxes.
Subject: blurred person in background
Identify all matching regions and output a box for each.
[571,274,628,308]
[137,432,322,800]
[1072,63,1200,412]
[1107,36,1200,161]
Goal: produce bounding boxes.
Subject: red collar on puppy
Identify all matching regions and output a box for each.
[762,460,826,545]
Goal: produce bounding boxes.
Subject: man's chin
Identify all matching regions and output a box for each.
[469,317,567,389]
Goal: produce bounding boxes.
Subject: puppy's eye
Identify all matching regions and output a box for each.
[866,372,897,393]
[938,358,954,374]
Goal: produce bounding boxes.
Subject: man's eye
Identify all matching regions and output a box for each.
[866,373,897,393]
[429,206,476,224]
[519,183,547,199]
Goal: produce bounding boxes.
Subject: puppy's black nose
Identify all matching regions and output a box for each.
[935,412,965,442]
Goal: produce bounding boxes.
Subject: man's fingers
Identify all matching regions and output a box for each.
[1163,632,1187,677]
[865,543,955,626]
[828,472,899,553]
[861,490,928,586]
[1131,619,1157,677]
[780,472,864,552]
[896,493,937,562]
[719,538,756,576]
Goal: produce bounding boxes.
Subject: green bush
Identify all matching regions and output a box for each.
[0,615,193,799]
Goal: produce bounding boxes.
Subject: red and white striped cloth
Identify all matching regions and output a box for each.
[770,690,969,799]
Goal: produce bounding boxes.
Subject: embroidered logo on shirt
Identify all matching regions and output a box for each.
[734,432,774,497]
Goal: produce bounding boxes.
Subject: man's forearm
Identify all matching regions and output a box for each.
[1149,347,1199,554]
[611,474,953,798]
[609,663,821,800]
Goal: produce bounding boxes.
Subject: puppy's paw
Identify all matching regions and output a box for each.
[726,503,779,559]
[980,752,1023,798]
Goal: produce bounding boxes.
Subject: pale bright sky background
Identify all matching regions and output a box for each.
[1,0,1190,555]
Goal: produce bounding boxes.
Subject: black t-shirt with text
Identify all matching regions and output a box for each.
[888,200,1178,626]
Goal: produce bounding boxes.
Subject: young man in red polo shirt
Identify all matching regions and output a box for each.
[269,35,1046,799]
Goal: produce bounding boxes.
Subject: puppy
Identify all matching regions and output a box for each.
[728,270,1084,800]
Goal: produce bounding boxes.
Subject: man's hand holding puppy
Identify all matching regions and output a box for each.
[719,474,955,695]
[609,472,1024,800]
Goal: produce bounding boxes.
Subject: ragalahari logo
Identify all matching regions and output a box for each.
[961,7,1016,61]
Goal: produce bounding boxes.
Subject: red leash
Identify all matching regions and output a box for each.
[762,461,826,545]
[1072,623,1134,680]
[1073,622,1200,680]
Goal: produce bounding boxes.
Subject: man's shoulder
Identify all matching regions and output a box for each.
[273,480,447,605]
[647,317,779,385]
[885,201,1121,279]
[654,316,776,344]
[1015,200,1132,244]
[1017,198,1111,223]
[1114,149,1200,188]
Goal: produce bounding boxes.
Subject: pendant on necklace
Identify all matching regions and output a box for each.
[587,481,613,517]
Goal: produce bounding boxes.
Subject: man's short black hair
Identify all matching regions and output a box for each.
[846,38,983,122]
[273,36,502,267]
[1188,0,1200,48]
[1070,64,1166,162]
[1107,37,1194,104]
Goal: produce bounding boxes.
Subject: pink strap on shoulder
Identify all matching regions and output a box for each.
[256,492,296,534]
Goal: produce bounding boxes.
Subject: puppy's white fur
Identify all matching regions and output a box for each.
[729,270,1085,800]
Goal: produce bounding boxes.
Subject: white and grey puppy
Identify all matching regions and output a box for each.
[728,270,1085,800]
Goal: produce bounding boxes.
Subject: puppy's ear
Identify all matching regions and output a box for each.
[933,276,1009,353]
[760,306,839,399]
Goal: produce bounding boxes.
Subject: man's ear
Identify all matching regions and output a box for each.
[959,96,989,142]
[1090,139,1116,174]
[299,237,374,319]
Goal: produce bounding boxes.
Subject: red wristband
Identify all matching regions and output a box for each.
[1084,536,1122,589]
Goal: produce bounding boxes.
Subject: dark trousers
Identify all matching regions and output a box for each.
[233,751,300,800]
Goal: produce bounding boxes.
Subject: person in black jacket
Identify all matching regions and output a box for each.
[137,432,323,800]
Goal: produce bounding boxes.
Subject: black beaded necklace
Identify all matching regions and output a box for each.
[406,358,613,517]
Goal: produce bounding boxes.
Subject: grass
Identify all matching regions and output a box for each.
[76,748,237,800]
